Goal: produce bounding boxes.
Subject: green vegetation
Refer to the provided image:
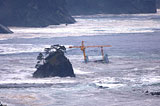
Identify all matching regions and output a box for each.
[35,45,66,69]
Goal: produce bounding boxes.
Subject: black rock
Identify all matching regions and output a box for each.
[0,24,13,34]
[98,85,109,89]
[66,0,157,15]
[150,92,160,96]
[0,0,75,27]
[145,90,160,96]
[33,46,75,78]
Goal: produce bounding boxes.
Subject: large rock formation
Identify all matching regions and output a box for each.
[0,24,13,34]
[33,45,75,78]
[0,0,75,27]
[66,0,157,15]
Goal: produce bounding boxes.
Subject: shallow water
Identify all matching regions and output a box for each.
[0,12,160,106]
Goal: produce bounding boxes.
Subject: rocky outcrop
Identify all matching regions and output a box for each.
[0,0,75,27]
[33,45,75,78]
[66,0,157,15]
[0,24,13,34]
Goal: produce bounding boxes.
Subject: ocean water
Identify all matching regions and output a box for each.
[0,11,160,106]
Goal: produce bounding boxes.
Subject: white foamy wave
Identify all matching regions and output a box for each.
[0,12,159,40]
[141,76,160,86]
[144,66,160,71]
[0,77,76,85]
[95,83,124,89]
[0,44,71,55]
[93,77,126,89]
[74,68,93,75]
[0,44,49,54]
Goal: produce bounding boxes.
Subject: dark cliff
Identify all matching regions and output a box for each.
[0,0,75,27]
[157,0,160,8]
[66,0,157,15]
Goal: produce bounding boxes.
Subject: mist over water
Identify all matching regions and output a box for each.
[0,12,160,105]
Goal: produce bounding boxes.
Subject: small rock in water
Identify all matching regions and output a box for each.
[98,85,109,89]
[145,90,160,96]
[150,92,160,96]
[33,45,75,78]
